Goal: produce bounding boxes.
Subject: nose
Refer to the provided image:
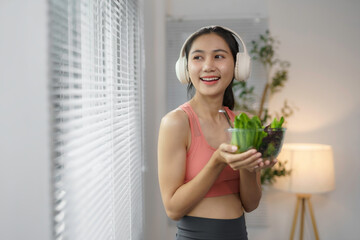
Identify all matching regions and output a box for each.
[203,58,216,72]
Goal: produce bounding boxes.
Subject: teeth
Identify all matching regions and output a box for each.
[201,77,220,81]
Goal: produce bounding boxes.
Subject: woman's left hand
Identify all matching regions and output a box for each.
[252,158,278,172]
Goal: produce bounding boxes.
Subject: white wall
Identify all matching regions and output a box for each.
[0,1,51,240]
[263,0,360,239]
[167,0,268,20]
[143,0,169,239]
[145,0,360,239]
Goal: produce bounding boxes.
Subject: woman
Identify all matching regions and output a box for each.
[158,26,277,240]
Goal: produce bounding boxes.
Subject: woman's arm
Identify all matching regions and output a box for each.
[239,170,262,212]
[158,110,227,220]
[238,158,278,212]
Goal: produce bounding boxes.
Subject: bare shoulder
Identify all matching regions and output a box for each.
[159,107,190,153]
[160,108,189,132]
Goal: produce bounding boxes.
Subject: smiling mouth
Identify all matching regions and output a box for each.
[200,77,220,82]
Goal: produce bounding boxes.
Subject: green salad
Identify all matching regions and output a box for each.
[230,113,285,159]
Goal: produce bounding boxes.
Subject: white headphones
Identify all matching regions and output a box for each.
[175,26,251,84]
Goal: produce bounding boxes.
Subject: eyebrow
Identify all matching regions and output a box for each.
[190,49,229,55]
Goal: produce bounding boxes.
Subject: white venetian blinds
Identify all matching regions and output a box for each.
[49,0,144,239]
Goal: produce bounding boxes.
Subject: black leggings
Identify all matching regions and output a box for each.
[176,215,248,240]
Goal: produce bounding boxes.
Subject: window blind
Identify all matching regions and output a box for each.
[49,0,144,239]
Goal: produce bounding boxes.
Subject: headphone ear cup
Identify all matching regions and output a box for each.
[175,56,189,84]
[234,52,251,82]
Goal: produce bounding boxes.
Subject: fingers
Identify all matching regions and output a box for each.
[218,145,280,172]
[219,143,238,153]
[247,157,279,172]
[268,159,278,167]
[255,158,278,171]
[222,148,262,170]
[236,149,261,165]
[263,158,277,167]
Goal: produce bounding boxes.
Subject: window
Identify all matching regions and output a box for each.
[49,0,144,239]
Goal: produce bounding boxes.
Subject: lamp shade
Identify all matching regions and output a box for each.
[273,143,335,194]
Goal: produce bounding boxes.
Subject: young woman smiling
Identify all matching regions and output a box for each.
[158,26,277,240]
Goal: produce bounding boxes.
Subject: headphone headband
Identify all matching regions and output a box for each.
[175,25,251,84]
[178,25,248,59]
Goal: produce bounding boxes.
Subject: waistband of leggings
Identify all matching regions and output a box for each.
[177,214,247,239]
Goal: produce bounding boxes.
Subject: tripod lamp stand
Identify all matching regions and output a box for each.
[273,143,335,240]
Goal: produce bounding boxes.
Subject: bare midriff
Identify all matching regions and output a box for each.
[187,193,244,219]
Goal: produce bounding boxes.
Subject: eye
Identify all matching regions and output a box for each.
[193,55,202,60]
[215,55,225,59]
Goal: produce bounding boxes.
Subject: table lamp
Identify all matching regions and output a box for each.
[273,143,335,240]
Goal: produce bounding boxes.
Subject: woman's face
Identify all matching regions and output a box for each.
[187,33,235,98]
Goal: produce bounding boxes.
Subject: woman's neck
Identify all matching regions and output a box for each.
[189,94,225,121]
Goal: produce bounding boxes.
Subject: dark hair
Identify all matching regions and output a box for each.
[184,26,239,110]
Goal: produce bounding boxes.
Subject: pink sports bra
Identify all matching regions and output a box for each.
[180,102,240,198]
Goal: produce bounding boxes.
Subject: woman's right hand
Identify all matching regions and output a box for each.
[216,143,263,172]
